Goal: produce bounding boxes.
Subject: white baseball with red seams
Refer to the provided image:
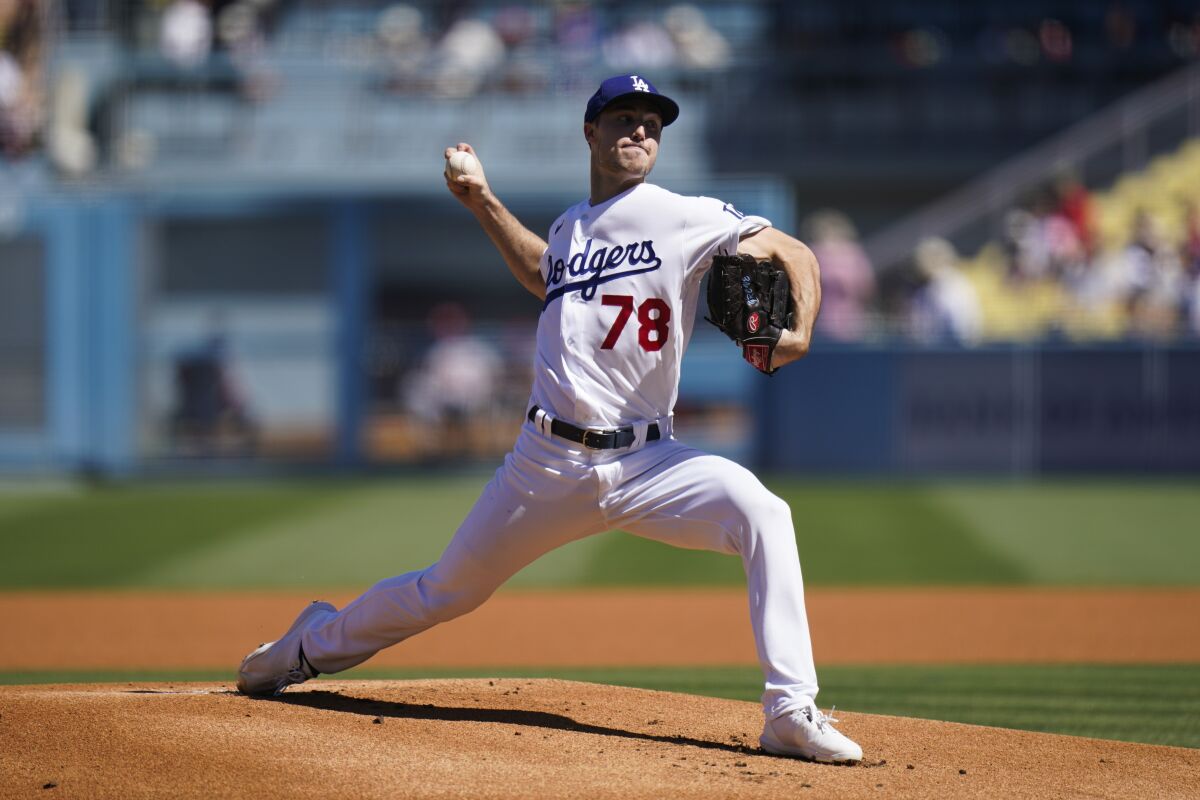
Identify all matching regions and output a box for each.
[444,150,481,180]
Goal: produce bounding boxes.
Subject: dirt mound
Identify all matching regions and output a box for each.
[2,679,1196,799]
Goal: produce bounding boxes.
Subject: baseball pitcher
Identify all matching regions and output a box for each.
[237,75,861,764]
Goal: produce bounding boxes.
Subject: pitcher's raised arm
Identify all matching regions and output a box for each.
[444,143,548,300]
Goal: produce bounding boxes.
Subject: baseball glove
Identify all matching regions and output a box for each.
[705,253,794,375]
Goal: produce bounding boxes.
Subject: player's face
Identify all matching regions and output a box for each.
[585,101,662,181]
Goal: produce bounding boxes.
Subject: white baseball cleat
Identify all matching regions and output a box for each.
[760,699,863,764]
[236,601,337,697]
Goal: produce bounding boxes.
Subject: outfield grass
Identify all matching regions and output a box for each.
[3,664,1196,749]
[1,477,1197,589]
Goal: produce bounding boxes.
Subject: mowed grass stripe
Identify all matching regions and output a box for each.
[131,478,489,588]
[2,478,1198,588]
[0,478,484,589]
[3,664,1196,749]
[0,483,349,587]
[929,481,1200,585]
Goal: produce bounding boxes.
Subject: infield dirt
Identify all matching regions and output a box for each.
[5,587,1200,670]
[3,678,1197,799]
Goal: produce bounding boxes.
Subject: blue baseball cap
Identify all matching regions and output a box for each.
[584,74,680,127]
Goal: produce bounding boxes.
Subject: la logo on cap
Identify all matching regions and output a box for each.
[631,75,649,92]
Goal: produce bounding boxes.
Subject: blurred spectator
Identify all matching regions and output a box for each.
[1042,202,1088,283]
[554,1,600,79]
[1039,18,1073,63]
[215,0,278,103]
[169,318,258,457]
[377,4,430,91]
[493,4,537,49]
[1120,209,1176,297]
[431,16,505,97]
[405,303,501,458]
[1052,168,1096,256]
[804,210,876,342]
[909,237,982,344]
[663,4,730,71]
[1002,190,1086,284]
[491,4,547,93]
[0,0,44,159]
[47,66,97,176]
[1119,209,1186,337]
[160,0,213,69]
[1001,207,1049,281]
[893,26,950,69]
[602,17,675,70]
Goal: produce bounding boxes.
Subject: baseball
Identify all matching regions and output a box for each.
[445,150,482,181]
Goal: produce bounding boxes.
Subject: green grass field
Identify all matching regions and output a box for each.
[4,664,1197,749]
[1,477,1198,589]
[3,476,1197,749]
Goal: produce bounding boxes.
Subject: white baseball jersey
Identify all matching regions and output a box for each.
[531,183,769,428]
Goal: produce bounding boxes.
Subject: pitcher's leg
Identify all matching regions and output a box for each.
[604,445,818,717]
[304,443,605,674]
[302,531,512,674]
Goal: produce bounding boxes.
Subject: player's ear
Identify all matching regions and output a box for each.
[583,122,596,145]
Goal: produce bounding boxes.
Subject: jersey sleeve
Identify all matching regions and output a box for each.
[542,211,570,283]
[547,212,567,242]
[682,196,771,279]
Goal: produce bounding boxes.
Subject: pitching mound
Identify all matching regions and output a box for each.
[3,680,1196,799]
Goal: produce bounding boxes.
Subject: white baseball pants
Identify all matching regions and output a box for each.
[303,423,820,718]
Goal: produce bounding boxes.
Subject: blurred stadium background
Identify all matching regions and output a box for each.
[2,0,1200,758]
[1,0,1199,473]
[2,0,1199,750]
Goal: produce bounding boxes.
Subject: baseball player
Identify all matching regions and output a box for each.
[238,75,862,764]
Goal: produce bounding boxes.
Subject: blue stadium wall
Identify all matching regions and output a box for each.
[761,344,1200,474]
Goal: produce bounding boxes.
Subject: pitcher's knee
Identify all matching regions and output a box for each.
[736,487,792,530]
[730,487,795,552]
[417,575,492,624]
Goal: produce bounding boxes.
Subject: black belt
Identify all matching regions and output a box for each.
[527,406,661,450]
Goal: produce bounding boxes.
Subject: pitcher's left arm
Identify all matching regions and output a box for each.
[738,227,822,369]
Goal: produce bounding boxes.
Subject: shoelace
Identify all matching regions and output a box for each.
[813,705,840,732]
[273,664,308,696]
